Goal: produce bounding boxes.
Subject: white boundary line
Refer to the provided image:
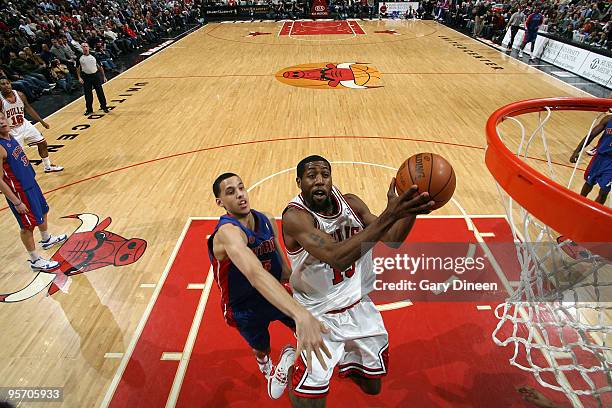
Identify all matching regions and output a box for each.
[165,268,215,407]
[161,352,183,361]
[376,300,412,311]
[278,21,290,37]
[347,19,358,37]
[437,22,593,96]
[100,160,512,405]
[287,20,358,42]
[100,218,193,408]
[43,24,206,122]
[288,20,295,37]
[454,192,584,407]
[350,20,367,35]
[438,21,593,97]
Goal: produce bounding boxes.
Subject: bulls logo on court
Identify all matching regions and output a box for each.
[0,213,147,303]
[275,62,382,90]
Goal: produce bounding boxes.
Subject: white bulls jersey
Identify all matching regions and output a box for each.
[285,186,375,316]
[1,91,25,129]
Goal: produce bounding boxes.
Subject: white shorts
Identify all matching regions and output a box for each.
[292,296,389,398]
[10,122,45,147]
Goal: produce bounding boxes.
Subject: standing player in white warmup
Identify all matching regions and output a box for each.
[0,78,63,173]
[282,155,434,406]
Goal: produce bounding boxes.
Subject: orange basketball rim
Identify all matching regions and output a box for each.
[485,97,612,243]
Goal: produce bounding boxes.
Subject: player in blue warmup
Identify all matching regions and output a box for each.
[518,8,544,60]
[0,112,66,271]
[208,172,330,400]
[570,114,612,205]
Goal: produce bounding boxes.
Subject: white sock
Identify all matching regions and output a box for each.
[28,251,39,262]
[256,355,270,373]
[41,230,50,241]
[42,157,51,168]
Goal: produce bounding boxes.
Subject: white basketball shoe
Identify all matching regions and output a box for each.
[40,234,68,250]
[29,257,60,272]
[267,345,296,399]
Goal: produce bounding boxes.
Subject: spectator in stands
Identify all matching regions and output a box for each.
[18,18,36,40]
[473,0,488,37]
[8,51,52,88]
[38,43,54,65]
[59,37,78,59]
[0,66,38,101]
[50,38,76,68]
[50,58,76,93]
[506,7,526,52]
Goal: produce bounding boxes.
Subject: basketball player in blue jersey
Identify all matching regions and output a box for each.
[518,8,544,60]
[282,155,434,406]
[208,172,331,400]
[0,112,66,272]
[570,114,612,205]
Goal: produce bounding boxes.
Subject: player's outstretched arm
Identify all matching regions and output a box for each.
[217,224,331,370]
[19,91,49,128]
[570,114,611,162]
[0,148,27,214]
[263,212,292,282]
[344,180,424,247]
[283,178,434,271]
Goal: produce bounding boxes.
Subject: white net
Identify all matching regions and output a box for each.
[489,102,612,407]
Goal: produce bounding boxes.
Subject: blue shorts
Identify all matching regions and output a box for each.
[524,30,538,44]
[7,183,49,229]
[585,153,612,193]
[232,302,295,351]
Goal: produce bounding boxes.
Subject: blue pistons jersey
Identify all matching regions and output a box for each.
[0,135,36,192]
[585,118,612,192]
[596,118,612,155]
[208,210,283,325]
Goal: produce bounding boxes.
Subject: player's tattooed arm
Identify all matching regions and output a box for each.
[282,179,433,270]
[282,205,394,271]
[309,233,328,248]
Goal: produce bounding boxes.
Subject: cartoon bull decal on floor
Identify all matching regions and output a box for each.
[0,213,147,303]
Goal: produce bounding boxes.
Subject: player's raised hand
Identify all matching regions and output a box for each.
[294,311,331,373]
[385,178,434,219]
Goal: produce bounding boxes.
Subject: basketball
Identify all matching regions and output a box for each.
[395,153,456,210]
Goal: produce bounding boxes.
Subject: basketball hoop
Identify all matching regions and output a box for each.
[486,98,612,407]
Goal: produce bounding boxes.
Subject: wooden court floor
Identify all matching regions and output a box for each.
[0,20,605,407]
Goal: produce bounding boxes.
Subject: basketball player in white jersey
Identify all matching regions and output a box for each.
[0,78,63,173]
[282,155,434,406]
